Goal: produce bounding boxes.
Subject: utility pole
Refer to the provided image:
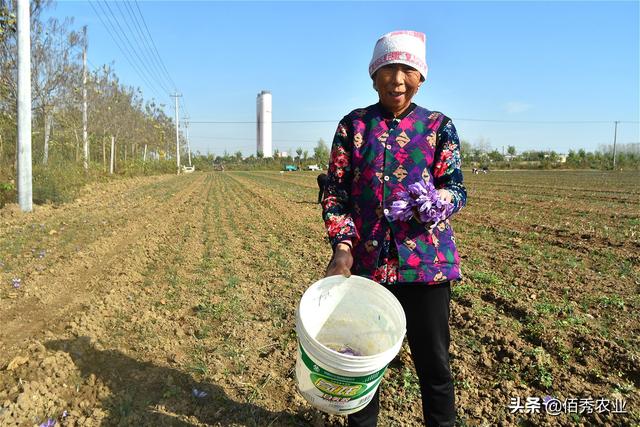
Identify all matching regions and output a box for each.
[82,26,89,171]
[612,121,619,170]
[184,116,192,166]
[171,93,182,174]
[17,0,32,212]
[110,136,115,174]
[161,130,167,159]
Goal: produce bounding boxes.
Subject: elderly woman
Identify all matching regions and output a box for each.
[322,31,466,427]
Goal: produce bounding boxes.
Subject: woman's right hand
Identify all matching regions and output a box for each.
[325,243,353,277]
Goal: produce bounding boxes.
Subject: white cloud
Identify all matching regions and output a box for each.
[504,101,532,114]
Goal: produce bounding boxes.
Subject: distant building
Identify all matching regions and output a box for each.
[256,91,272,158]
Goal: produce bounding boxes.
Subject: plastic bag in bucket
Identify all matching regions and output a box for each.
[295,275,406,415]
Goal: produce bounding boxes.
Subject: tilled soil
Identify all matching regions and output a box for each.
[0,170,638,427]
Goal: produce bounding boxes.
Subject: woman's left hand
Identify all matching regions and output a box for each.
[437,189,453,203]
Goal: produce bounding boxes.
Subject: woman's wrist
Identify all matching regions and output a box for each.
[334,241,353,255]
[336,240,353,252]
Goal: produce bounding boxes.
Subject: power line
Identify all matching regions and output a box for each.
[133,0,177,91]
[88,0,163,99]
[113,0,171,94]
[97,0,166,97]
[121,0,170,91]
[190,120,337,124]
[90,1,158,96]
[180,100,190,125]
[100,0,161,93]
[126,0,176,93]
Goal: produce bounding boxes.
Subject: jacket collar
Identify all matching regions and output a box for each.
[377,102,417,120]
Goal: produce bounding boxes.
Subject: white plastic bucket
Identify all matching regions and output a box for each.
[295,275,406,415]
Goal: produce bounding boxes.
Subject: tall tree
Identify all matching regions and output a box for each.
[314,138,329,165]
[296,146,303,166]
[30,16,81,163]
[0,0,51,167]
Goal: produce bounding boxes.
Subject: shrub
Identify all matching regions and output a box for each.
[32,162,91,205]
[0,181,15,208]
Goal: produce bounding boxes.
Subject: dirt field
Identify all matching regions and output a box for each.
[0,170,638,426]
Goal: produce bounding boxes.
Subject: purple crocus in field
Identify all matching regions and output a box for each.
[192,388,207,398]
[11,278,21,289]
[38,250,46,259]
[39,419,56,427]
[389,180,454,228]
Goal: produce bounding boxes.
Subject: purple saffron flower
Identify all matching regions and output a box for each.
[11,278,21,289]
[38,250,46,259]
[39,419,56,427]
[388,179,454,228]
[390,200,414,222]
[337,346,362,356]
[192,388,207,398]
[62,410,68,418]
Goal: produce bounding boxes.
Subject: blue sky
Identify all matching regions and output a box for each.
[46,1,639,157]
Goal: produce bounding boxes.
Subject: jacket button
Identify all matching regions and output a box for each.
[383,208,389,215]
[372,240,378,247]
[383,175,390,181]
[386,144,391,150]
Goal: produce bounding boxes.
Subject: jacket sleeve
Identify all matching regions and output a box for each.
[432,117,467,214]
[322,118,360,249]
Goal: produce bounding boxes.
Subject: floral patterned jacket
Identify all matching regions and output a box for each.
[322,103,466,284]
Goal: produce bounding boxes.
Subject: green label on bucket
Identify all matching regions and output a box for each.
[299,343,387,400]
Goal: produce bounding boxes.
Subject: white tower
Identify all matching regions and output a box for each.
[256,90,272,158]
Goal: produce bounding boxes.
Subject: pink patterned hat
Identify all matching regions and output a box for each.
[369,31,428,81]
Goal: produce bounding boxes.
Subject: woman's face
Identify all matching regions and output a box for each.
[373,63,423,117]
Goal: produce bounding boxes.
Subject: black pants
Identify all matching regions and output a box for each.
[317,173,328,204]
[348,282,455,427]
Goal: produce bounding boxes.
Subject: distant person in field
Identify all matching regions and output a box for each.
[316,173,328,204]
[322,31,466,426]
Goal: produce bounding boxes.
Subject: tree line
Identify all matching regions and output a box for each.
[189,139,331,171]
[460,141,639,170]
[1,0,180,205]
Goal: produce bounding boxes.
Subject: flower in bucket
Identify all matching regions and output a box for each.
[389,180,454,228]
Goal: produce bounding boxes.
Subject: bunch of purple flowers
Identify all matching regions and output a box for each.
[389,180,454,228]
